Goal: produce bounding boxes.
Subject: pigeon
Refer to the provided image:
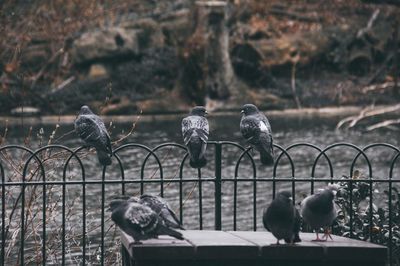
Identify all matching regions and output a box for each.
[300,186,338,241]
[74,105,112,166]
[182,106,209,168]
[138,194,184,230]
[240,104,274,165]
[263,191,301,244]
[109,198,184,244]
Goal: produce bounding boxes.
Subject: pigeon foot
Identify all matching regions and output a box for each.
[322,228,333,241]
[311,232,327,242]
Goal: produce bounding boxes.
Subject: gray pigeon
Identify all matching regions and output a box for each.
[139,194,184,230]
[109,198,184,244]
[240,104,274,165]
[300,186,338,241]
[182,106,209,168]
[263,191,301,244]
[74,105,112,166]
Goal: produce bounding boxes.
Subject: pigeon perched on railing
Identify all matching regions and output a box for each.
[263,191,301,244]
[74,105,112,166]
[109,198,184,244]
[182,106,209,168]
[300,185,338,241]
[138,194,184,230]
[240,104,274,166]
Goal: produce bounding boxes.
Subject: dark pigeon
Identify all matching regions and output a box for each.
[263,191,301,244]
[300,186,338,241]
[109,198,184,244]
[240,104,274,165]
[74,105,112,166]
[182,106,209,168]
[138,194,184,230]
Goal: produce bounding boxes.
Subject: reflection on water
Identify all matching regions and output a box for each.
[1,113,399,264]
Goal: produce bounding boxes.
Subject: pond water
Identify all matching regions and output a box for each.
[1,112,399,265]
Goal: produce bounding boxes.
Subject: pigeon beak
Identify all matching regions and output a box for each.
[240,110,244,114]
[205,111,208,115]
[289,197,293,201]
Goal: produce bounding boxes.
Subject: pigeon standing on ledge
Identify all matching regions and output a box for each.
[240,104,274,166]
[300,186,338,241]
[139,194,184,230]
[182,106,209,168]
[109,198,184,244]
[74,105,112,166]
[263,191,301,244]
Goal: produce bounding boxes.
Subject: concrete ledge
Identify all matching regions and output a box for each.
[120,230,387,266]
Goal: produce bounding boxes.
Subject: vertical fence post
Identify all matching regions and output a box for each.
[1,166,4,266]
[214,142,222,230]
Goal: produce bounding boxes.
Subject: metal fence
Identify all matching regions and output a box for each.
[1,141,400,265]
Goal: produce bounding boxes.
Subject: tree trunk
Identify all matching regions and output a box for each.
[198,1,236,100]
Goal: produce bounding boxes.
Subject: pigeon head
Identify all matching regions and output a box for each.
[241,104,259,115]
[108,195,139,210]
[79,105,94,115]
[190,106,208,117]
[276,191,293,204]
[108,199,128,212]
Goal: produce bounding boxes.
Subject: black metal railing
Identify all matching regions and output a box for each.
[0,141,399,265]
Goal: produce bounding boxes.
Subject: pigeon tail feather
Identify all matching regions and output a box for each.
[189,157,207,168]
[293,233,301,243]
[260,149,274,166]
[97,149,112,166]
[284,234,301,244]
[158,225,184,240]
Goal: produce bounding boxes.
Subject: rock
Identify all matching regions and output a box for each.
[88,64,108,78]
[159,8,193,44]
[136,90,190,113]
[70,27,140,64]
[47,76,111,114]
[232,30,335,69]
[111,47,178,96]
[10,106,41,116]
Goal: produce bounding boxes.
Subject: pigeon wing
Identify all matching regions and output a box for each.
[182,116,209,145]
[125,203,159,234]
[140,194,183,229]
[140,194,163,213]
[240,116,260,141]
[182,117,192,145]
[303,192,332,215]
[162,207,183,229]
[197,116,209,143]
[92,115,112,153]
[307,194,333,214]
[75,116,103,145]
[256,113,272,134]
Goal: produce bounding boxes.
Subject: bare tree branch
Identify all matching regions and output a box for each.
[336,104,400,130]
[366,119,400,131]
